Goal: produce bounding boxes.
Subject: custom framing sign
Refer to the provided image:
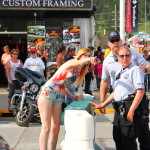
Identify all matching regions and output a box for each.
[0,0,92,10]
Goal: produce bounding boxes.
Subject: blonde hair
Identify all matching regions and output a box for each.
[10,49,19,56]
[74,48,92,86]
[118,46,131,55]
[36,43,44,51]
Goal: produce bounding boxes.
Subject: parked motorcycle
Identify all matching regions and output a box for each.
[11,67,46,127]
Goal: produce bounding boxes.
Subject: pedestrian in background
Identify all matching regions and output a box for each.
[56,44,66,68]
[143,47,150,91]
[23,47,45,75]
[94,45,104,62]
[5,49,23,111]
[38,48,96,150]
[90,46,145,150]
[84,46,95,95]
[95,59,103,89]
[99,30,150,150]
[1,45,11,90]
[36,43,49,78]
[104,45,111,58]
[65,45,76,105]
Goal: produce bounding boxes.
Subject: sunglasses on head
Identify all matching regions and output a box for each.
[30,51,36,54]
[119,54,131,58]
[110,39,120,43]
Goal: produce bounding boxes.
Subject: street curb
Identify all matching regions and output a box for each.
[0,110,14,117]
[0,109,116,117]
[94,108,115,114]
[0,108,149,116]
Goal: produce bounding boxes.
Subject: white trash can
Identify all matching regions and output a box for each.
[63,110,95,150]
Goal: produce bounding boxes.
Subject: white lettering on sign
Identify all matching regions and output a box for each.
[132,5,136,27]
[2,0,41,7]
[1,0,85,7]
[132,0,137,5]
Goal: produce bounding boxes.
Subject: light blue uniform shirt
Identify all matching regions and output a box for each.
[114,63,145,101]
[102,48,147,88]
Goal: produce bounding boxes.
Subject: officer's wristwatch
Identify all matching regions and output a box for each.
[145,67,148,73]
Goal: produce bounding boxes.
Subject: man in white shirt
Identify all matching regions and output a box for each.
[23,47,45,75]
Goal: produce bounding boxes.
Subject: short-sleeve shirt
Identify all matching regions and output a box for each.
[102,48,147,88]
[23,57,45,73]
[114,63,144,101]
[1,53,11,69]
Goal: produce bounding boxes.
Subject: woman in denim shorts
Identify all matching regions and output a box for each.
[38,48,97,150]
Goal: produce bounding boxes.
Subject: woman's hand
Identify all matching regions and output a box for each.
[8,80,13,85]
[73,94,84,101]
[90,57,97,65]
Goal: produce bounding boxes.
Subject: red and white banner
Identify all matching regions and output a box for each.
[126,0,132,33]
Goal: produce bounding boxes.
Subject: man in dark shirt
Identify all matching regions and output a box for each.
[65,45,76,61]
[65,45,76,105]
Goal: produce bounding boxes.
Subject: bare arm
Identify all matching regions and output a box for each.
[40,53,49,62]
[64,57,97,71]
[5,61,13,85]
[144,63,150,74]
[100,79,110,102]
[64,87,81,101]
[127,89,144,122]
[89,92,114,109]
[56,54,64,68]
[1,56,7,65]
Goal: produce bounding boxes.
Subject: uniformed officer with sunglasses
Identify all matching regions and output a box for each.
[90,46,147,150]
[93,31,150,150]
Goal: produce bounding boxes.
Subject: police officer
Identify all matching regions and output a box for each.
[99,31,150,150]
[90,46,145,150]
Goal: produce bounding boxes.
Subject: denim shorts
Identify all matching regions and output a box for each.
[40,85,65,104]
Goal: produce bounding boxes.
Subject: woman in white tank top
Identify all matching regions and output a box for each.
[5,49,23,111]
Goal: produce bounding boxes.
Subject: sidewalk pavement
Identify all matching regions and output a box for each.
[0,87,149,150]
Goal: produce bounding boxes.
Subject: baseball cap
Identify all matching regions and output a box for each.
[30,47,36,52]
[108,31,120,41]
[68,45,76,52]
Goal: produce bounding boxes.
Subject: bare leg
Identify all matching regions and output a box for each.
[48,104,62,150]
[8,98,11,109]
[38,95,52,150]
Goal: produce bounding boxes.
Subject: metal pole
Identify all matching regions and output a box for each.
[34,12,37,25]
[120,0,125,42]
[115,4,117,31]
[145,0,147,33]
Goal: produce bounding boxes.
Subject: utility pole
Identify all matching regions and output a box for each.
[145,0,147,33]
[120,0,125,42]
[115,4,117,31]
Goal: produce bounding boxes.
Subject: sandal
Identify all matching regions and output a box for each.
[8,107,13,112]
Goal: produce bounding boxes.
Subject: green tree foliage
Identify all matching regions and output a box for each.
[94,0,150,47]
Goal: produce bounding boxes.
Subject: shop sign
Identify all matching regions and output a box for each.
[132,0,138,31]
[27,25,45,51]
[126,0,132,33]
[0,0,92,10]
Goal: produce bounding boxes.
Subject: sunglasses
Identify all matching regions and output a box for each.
[12,53,19,55]
[118,54,131,58]
[30,52,36,54]
[83,54,91,57]
[110,39,120,43]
